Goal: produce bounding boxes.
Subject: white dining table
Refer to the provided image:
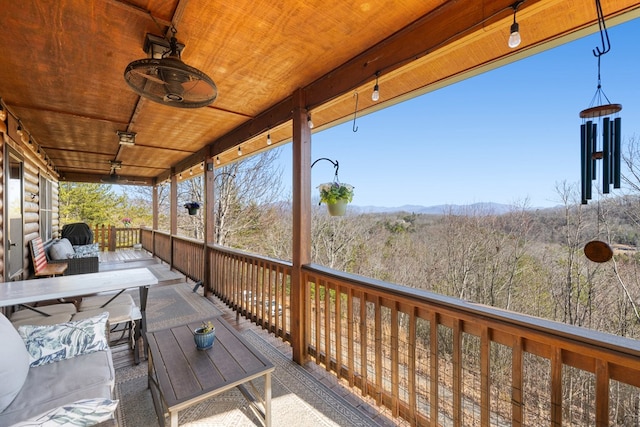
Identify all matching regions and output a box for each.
[0,268,158,360]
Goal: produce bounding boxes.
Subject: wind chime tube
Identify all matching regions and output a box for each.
[602,117,610,194]
[581,123,588,204]
[590,121,597,183]
[586,121,594,201]
[614,117,621,188]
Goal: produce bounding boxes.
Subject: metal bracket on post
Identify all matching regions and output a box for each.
[311,158,339,181]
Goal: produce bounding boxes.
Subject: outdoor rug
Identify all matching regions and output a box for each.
[115,283,376,426]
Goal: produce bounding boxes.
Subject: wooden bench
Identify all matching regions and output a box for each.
[30,237,68,277]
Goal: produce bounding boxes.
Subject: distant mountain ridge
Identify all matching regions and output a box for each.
[353,202,518,215]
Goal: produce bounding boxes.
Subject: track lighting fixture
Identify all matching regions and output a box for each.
[267,133,272,145]
[371,73,380,102]
[307,114,314,129]
[117,130,136,146]
[508,1,523,48]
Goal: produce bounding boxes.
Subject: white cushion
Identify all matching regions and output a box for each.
[10,398,118,426]
[73,303,133,324]
[18,312,109,367]
[11,313,74,329]
[0,313,30,412]
[10,304,77,321]
[47,238,74,261]
[80,293,135,310]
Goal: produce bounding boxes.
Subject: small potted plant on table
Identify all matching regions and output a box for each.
[193,320,216,350]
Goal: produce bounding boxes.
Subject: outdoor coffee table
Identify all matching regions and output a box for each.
[146,316,275,427]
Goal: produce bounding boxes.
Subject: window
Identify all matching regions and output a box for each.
[39,176,53,241]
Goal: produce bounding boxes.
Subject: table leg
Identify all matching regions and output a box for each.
[265,372,272,427]
[169,411,179,427]
[139,285,149,358]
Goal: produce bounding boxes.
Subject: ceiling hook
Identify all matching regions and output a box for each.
[592,0,611,57]
[352,92,359,133]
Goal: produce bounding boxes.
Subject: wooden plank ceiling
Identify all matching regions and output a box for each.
[0,0,639,185]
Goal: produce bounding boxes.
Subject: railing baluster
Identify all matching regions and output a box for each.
[481,326,490,427]
[336,284,342,379]
[430,311,439,425]
[375,296,382,406]
[391,302,399,417]
[453,319,462,425]
[512,337,523,426]
[408,308,417,426]
[551,348,563,426]
[359,290,368,397]
[595,359,609,427]
[347,287,355,388]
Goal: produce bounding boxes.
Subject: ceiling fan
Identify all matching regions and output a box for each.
[100,161,147,185]
[124,31,218,108]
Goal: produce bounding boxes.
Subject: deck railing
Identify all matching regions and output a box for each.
[92,225,140,251]
[139,230,640,426]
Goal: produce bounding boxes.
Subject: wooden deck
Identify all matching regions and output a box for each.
[99,249,185,285]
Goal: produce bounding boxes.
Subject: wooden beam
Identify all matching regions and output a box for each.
[290,88,310,364]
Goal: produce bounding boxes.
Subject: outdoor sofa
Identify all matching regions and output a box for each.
[0,311,118,426]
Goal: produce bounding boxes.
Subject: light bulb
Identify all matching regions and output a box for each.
[238,146,242,156]
[21,133,29,144]
[200,163,204,170]
[0,105,5,121]
[216,156,220,165]
[371,84,379,102]
[189,168,193,175]
[508,22,521,48]
[307,116,314,129]
[16,124,23,136]
[267,134,272,145]
[179,173,182,179]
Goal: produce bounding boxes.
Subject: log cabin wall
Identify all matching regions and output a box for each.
[1,109,60,280]
[0,129,4,280]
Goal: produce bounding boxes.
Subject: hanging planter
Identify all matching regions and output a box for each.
[312,158,354,217]
[317,182,354,217]
[184,201,201,215]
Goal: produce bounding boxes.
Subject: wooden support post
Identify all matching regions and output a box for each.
[203,155,214,296]
[291,88,311,364]
[170,170,177,268]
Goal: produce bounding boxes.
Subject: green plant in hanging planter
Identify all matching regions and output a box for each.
[317,182,354,204]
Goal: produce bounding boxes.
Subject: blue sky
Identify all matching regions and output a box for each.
[274,17,640,209]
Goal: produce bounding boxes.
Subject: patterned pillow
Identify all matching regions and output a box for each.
[18,312,109,367]
[11,398,118,426]
[71,243,100,258]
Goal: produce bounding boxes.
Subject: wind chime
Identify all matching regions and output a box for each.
[580,0,620,263]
